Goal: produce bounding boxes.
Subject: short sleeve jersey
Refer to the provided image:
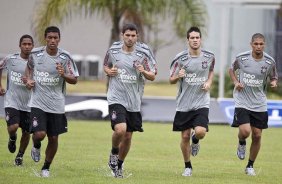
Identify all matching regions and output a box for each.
[0,54,31,111]
[28,47,79,113]
[104,45,155,112]
[170,49,215,112]
[230,51,278,111]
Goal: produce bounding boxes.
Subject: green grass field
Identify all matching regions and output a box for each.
[1,119,282,184]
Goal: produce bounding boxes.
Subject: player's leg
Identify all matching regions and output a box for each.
[5,108,20,154]
[181,129,193,176]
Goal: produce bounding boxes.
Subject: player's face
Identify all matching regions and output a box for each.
[20,38,33,55]
[187,31,201,50]
[45,32,60,50]
[122,30,137,48]
[251,38,265,56]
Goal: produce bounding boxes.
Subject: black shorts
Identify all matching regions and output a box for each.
[5,107,31,132]
[109,104,143,132]
[232,108,268,129]
[173,108,209,131]
[30,107,68,136]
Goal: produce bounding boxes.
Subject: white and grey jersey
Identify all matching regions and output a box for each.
[28,47,79,113]
[170,49,215,112]
[109,41,157,98]
[230,51,278,111]
[104,45,155,112]
[0,54,31,111]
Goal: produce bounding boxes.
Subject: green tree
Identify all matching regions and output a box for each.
[32,0,207,47]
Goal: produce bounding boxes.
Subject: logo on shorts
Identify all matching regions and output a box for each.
[111,111,117,120]
[5,113,9,121]
[32,117,38,127]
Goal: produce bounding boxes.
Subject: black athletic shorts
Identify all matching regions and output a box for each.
[109,104,143,132]
[30,107,68,136]
[232,108,268,129]
[5,107,30,132]
[173,108,209,131]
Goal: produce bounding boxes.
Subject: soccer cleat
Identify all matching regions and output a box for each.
[191,132,200,156]
[245,167,256,176]
[108,152,118,173]
[237,144,246,160]
[14,156,23,166]
[41,169,50,177]
[31,147,40,162]
[182,168,192,176]
[8,137,17,153]
[114,168,123,178]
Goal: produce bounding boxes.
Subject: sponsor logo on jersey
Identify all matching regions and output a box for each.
[35,70,60,86]
[117,68,137,83]
[203,53,211,58]
[36,52,44,57]
[242,72,263,87]
[181,56,188,61]
[10,71,25,86]
[112,50,119,54]
[265,60,271,65]
[261,66,267,74]
[241,57,248,61]
[59,54,66,60]
[202,61,208,69]
[184,73,206,85]
[136,52,143,57]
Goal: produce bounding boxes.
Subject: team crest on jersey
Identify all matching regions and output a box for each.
[111,111,117,120]
[261,66,267,74]
[202,61,208,69]
[32,117,38,127]
[5,113,9,121]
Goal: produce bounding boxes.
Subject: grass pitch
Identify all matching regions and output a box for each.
[0,120,282,184]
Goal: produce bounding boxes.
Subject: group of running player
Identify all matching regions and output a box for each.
[0,23,278,179]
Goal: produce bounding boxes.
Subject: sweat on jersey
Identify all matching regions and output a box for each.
[0,53,31,112]
[27,47,79,113]
[104,45,155,112]
[170,49,215,112]
[230,51,278,112]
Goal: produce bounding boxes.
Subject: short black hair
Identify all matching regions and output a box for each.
[44,26,60,38]
[251,33,265,42]
[19,34,33,46]
[121,23,138,34]
[187,26,201,39]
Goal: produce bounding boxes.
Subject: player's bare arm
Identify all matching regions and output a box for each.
[229,68,244,91]
[104,65,118,77]
[202,71,214,91]
[170,68,185,84]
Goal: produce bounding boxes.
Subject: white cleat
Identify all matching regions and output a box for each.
[182,168,192,176]
[245,167,256,176]
[41,169,50,177]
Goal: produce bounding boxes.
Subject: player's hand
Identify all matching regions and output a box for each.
[178,68,186,78]
[0,88,6,96]
[202,82,211,91]
[270,80,278,88]
[56,63,65,76]
[26,79,35,90]
[235,82,244,91]
[136,64,145,73]
[108,65,118,77]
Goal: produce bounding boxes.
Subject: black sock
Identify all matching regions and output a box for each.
[185,161,192,169]
[239,140,246,145]
[111,147,119,155]
[246,159,254,168]
[34,142,41,149]
[117,159,123,169]
[42,160,51,170]
[17,150,24,157]
[192,134,199,144]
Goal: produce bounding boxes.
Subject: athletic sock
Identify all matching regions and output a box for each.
[42,160,51,170]
[9,134,17,141]
[185,161,192,169]
[239,140,246,145]
[192,134,199,144]
[17,150,24,158]
[246,159,254,168]
[111,147,119,155]
[34,142,41,149]
[117,159,123,169]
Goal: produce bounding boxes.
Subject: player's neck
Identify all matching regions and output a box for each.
[122,45,135,53]
[46,47,58,56]
[20,52,29,60]
[188,48,201,57]
[252,52,263,61]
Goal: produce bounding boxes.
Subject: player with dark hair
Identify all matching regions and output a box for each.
[25,26,79,177]
[0,34,34,166]
[169,26,215,176]
[104,23,156,178]
[229,33,278,176]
